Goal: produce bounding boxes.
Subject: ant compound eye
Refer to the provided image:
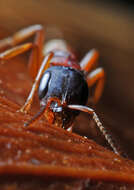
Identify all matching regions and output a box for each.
[38,71,51,100]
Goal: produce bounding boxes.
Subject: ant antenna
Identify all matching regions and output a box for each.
[24,106,46,127]
[68,104,120,155]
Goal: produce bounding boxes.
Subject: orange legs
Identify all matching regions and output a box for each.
[0,43,34,62]
[77,50,121,154]
[80,49,99,73]
[0,47,53,113]
[0,25,52,113]
[80,49,105,105]
[87,68,105,104]
[19,52,53,113]
[0,25,45,79]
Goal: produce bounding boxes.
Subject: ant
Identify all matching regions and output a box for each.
[0,25,120,155]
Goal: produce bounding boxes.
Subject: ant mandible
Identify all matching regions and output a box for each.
[0,25,119,155]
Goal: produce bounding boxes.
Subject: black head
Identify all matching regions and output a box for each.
[38,66,89,128]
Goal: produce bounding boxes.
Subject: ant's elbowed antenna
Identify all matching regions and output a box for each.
[68,105,120,155]
[24,106,46,127]
[25,103,120,155]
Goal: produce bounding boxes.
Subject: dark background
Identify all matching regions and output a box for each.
[106,0,134,7]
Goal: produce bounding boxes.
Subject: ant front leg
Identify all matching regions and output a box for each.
[0,25,45,79]
[19,52,54,113]
[87,67,105,104]
[0,47,53,113]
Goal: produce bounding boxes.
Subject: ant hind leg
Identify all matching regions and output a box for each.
[0,25,48,113]
[0,25,45,79]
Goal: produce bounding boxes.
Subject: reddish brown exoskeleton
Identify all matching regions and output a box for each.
[0,25,120,155]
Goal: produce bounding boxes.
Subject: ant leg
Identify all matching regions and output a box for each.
[19,52,53,113]
[0,25,45,79]
[87,67,105,104]
[0,46,53,113]
[80,49,99,73]
[0,43,34,62]
[68,105,120,155]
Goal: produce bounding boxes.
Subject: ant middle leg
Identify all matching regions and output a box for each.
[0,25,45,79]
[87,67,105,105]
[80,49,99,73]
[80,49,105,104]
[0,43,34,61]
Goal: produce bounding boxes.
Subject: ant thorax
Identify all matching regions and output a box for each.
[43,39,68,55]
